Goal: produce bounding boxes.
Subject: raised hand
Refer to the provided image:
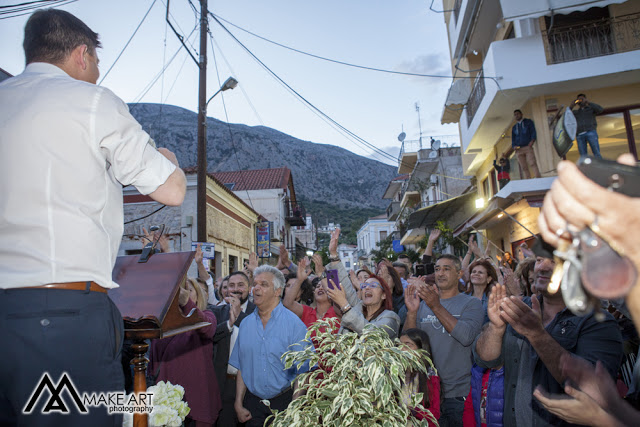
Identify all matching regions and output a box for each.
[404,283,420,313]
[297,257,310,283]
[311,253,325,276]
[329,228,341,257]
[487,284,507,330]
[195,243,203,264]
[247,252,259,272]
[324,278,348,309]
[178,287,190,307]
[141,227,153,247]
[428,228,441,242]
[226,295,241,326]
[499,294,544,339]
[417,283,441,309]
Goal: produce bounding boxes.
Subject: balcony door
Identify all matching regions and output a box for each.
[565,104,640,162]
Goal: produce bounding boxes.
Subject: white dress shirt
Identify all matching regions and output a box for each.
[0,63,176,289]
[227,299,249,375]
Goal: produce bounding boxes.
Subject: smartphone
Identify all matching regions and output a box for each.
[415,264,426,276]
[326,269,341,290]
[577,156,640,197]
[425,263,435,275]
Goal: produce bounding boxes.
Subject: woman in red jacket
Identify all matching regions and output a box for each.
[400,328,441,426]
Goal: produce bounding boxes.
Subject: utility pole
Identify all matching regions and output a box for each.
[415,102,423,150]
[196,0,208,242]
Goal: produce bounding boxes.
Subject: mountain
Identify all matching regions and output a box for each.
[128,103,397,213]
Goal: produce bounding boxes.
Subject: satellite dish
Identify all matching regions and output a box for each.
[428,150,439,159]
[431,139,441,150]
[398,132,406,142]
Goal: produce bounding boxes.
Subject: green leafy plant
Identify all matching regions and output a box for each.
[418,221,467,258]
[266,319,438,426]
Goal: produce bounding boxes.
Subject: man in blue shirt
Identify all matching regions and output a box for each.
[230,265,310,426]
[506,109,542,179]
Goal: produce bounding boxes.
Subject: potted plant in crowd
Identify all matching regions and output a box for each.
[266,319,438,426]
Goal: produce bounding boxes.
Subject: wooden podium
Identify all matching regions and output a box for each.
[110,251,211,427]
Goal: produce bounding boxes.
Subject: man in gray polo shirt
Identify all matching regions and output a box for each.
[404,254,484,427]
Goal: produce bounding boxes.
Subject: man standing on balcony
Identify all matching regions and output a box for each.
[506,109,542,179]
[571,93,604,159]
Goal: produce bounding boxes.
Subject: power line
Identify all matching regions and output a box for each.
[207,29,256,212]
[98,0,157,86]
[129,23,198,112]
[209,12,498,81]
[124,205,166,224]
[209,13,403,165]
[209,35,264,125]
[0,0,76,19]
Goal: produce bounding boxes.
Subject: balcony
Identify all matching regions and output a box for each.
[284,200,306,226]
[456,24,640,175]
[466,70,485,127]
[386,201,401,221]
[542,13,640,65]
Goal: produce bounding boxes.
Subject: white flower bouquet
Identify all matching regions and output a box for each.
[147,381,190,427]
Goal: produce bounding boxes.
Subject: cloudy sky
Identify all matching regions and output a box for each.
[1,0,460,165]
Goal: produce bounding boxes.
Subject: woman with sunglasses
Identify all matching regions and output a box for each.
[325,273,400,339]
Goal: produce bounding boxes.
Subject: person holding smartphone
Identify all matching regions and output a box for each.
[570,93,604,159]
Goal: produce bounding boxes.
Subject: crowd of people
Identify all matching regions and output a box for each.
[2,7,640,427]
[139,211,639,427]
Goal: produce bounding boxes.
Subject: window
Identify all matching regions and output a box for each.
[345,261,351,268]
[379,230,388,240]
[566,104,640,162]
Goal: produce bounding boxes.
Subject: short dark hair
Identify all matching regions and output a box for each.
[577,93,586,98]
[228,271,250,284]
[513,109,523,115]
[436,254,461,271]
[23,9,101,65]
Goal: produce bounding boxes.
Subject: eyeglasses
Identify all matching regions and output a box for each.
[360,281,382,290]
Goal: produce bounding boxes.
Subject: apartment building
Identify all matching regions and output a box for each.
[382,139,473,252]
[439,0,640,256]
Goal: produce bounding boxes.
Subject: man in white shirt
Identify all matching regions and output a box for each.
[0,9,186,427]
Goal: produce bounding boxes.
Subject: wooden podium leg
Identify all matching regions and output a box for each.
[131,341,149,427]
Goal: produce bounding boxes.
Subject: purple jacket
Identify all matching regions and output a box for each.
[470,364,504,427]
[150,300,221,424]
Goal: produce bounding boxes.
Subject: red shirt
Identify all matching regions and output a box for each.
[301,304,340,331]
[412,375,441,426]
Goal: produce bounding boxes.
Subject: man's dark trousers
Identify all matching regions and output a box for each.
[0,286,124,427]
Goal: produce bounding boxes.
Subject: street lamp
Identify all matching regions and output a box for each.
[206,77,238,107]
[197,76,239,242]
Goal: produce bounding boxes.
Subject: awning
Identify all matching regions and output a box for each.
[500,0,626,22]
[399,228,425,246]
[453,177,555,236]
[441,79,471,125]
[407,192,477,230]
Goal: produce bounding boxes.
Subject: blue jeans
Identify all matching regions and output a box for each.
[577,129,602,158]
[439,396,465,427]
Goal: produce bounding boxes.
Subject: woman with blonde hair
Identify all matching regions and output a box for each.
[149,278,221,426]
